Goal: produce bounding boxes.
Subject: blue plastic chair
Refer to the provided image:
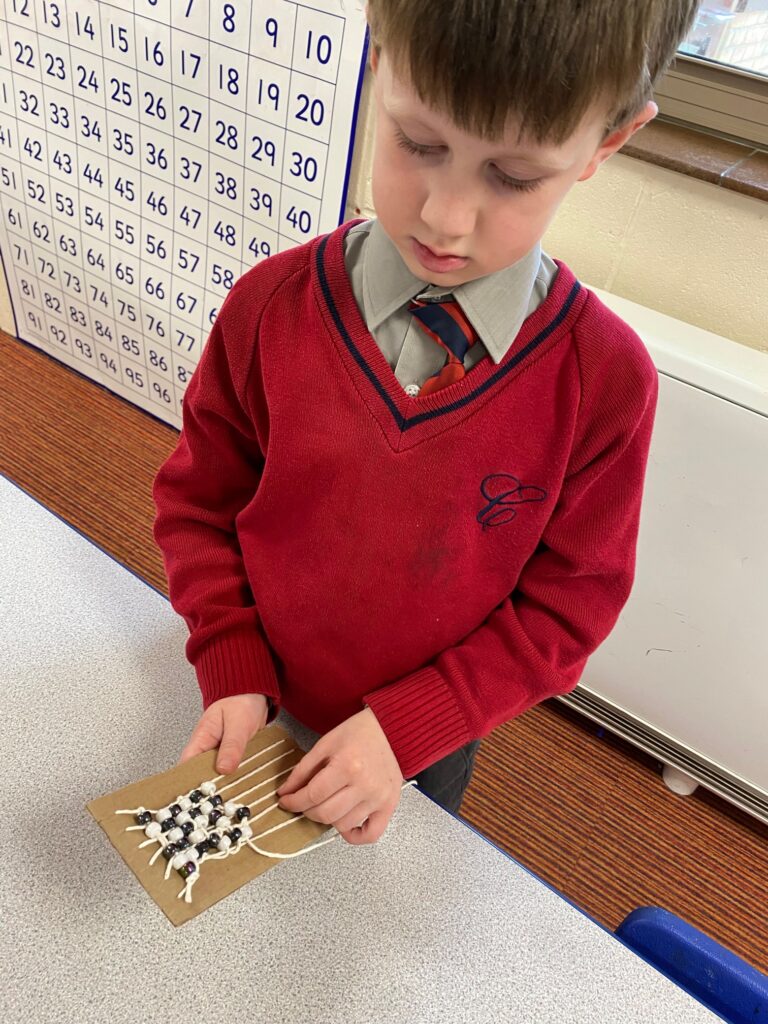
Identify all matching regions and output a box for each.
[616,907,768,1023]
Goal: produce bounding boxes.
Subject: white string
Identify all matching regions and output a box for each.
[217,747,294,794]
[211,738,289,785]
[243,780,419,861]
[177,780,419,900]
[148,844,165,867]
[116,737,292,822]
[118,743,418,903]
[235,766,294,804]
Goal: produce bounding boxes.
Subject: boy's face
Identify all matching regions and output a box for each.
[370,50,654,286]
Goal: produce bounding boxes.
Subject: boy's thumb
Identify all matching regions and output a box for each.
[215,720,251,775]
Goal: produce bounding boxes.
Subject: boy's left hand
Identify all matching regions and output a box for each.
[277,707,403,845]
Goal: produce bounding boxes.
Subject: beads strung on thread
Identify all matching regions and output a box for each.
[115,738,417,904]
[117,738,296,901]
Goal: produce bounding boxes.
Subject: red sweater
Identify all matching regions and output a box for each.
[153,221,658,779]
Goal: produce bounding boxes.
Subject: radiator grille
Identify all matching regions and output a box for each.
[560,688,768,825]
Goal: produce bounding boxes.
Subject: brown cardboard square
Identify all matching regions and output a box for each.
[87,724,330,926]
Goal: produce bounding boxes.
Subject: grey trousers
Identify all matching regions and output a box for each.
[412,740,481,814]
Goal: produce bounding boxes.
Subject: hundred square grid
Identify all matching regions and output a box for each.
[0,0,367,426]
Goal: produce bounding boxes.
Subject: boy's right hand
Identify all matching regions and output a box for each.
[180,693,269,775]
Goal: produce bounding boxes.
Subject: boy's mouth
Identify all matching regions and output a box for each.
[411,239,469,274]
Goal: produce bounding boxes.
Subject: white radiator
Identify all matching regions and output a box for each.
[562,288,768,823]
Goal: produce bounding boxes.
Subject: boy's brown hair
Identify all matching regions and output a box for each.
[367,0,699,143]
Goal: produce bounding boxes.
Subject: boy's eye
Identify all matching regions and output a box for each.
[495,170,542,194]
[395,125,542,194]
[394,126,440,157]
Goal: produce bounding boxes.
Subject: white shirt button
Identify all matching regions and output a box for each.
[404,383,420,397]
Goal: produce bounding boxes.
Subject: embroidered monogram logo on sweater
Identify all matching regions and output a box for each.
[477,474,547,529]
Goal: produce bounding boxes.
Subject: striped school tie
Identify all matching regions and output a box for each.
[408,294,479,395]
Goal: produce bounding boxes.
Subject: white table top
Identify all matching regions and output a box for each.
[0,475,721,1023]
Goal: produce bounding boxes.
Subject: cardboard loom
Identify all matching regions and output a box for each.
[87,724,331,926]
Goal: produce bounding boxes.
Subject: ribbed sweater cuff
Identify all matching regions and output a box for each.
[364,667,470,779]
[194,632,280,710]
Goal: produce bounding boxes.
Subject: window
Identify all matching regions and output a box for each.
[655,1,768,146]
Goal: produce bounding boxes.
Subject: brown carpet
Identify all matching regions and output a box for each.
[3,330,767,973]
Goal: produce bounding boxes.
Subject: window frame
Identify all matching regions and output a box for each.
[656,54,768,148]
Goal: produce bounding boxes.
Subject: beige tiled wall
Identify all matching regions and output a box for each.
[344,72,768,354]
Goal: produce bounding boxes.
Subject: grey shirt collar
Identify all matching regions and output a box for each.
[361,219,544,364]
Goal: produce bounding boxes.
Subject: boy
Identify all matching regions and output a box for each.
[153,1,698,845]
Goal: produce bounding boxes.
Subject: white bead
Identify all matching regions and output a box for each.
[154,807,170,822]
[199,800,213,815]
[219,835,232,850]
[187,847,200,861]
[145,822,162,839]
[240,823,253,839]
[217,816,232,831]
[175,811,191,825]
[200,781,216,796]
[190,829,206,844]
[223,801,237,817]
[178,796,192,811]
[172,853,187,870]
[168,827,183,842]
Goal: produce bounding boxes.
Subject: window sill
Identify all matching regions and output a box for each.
[623,119,768,203]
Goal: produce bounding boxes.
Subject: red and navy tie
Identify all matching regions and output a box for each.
[409,295,479,396]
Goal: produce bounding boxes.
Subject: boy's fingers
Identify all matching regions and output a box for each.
[331,800,371,835]
[276,744,326,797]
[179,740,205,764]
[179,716,222,763]
[340,808,390,846]
[280,765,346,811]
[215,716,254,774]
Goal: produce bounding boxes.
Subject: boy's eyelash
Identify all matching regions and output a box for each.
[496,173,542,194]
[394,127,542,194]
[394,127,436,158]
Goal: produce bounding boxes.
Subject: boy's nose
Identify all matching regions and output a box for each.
[419,184,478,244]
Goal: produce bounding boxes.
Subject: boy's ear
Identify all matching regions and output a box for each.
[369,44,380,74]
[578,101,658,182]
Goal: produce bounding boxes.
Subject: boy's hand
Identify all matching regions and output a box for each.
[277,707,403,845]
[180,693,269,775]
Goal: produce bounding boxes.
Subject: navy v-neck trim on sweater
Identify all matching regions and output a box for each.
[312,222,588,448]
[315,225,584,434]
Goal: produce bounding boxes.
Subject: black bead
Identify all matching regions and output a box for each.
[235,806,250,821]
[135,811,152,825]
[169,803,181,817]
[178,861,197,879]
[160,818,175,833]
[162,843,179,861]
[208,809,222,826]
[177,837,191,851]
[195,841,209,857]
[208,832,221,847]
[180,821,194,837]
[189,789,203,803]
[229,827,242,843]
[189,806,204,819]
[210,795,223,807]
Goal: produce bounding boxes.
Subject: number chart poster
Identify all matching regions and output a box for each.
[0,0,368,427]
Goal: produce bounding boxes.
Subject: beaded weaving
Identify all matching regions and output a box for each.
[115,736,337,905]
[87,725,337,925]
